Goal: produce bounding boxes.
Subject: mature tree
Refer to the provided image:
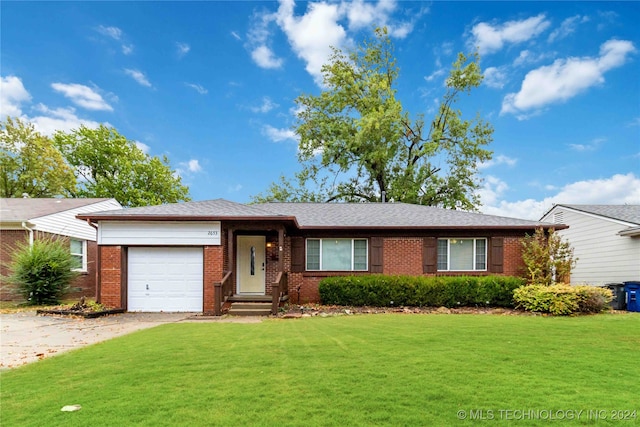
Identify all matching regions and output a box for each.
[0,117,76,198]
[253,27,493,210]
[54,125,190,207]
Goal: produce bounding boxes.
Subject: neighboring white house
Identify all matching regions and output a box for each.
[540,205,640,285]
[0,198,122,300]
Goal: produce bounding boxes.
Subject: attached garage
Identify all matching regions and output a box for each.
[128,247,203,312]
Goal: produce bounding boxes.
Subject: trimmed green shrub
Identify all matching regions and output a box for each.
[318,275,525,308]
[513,284,612,315]
[8,238,79,305]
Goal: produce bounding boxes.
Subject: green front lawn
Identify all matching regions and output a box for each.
[2,314,639,426]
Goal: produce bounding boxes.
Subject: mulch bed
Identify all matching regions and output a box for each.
[278,304,534,318]
[36,308,125,318]
[36,298,123,318]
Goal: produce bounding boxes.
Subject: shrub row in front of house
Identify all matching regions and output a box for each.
[318,275,526,308]
[513,284,613,315]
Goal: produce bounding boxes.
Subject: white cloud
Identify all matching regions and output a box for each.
[569,137,605,152]
[424,68,446,83]
[262,124,298,142]
[275,0,347,85]
[501,39,636,117]
[134,141,150,154]
[185,83,208,95]
[480,173,640,220]
[0,75,31,118]
[95,25,134,55]
[548,15,589,43]
[231,31,241,41]
[121,44,134,55]
[478,154,518,170]
[186,159,202,172]
[228,184,243,193]
[30,104,102,136]
[251,97,278,113]
[176,42,190,58]
[96,25,122,40]
[247,9,284,69]
[176,159,203,177]
[469,14,551,55]
[513,49,554,67]
[51,83,113,111]
[247,0,416,85]
[251,45,284,69]
[483,66,509,89]
[477,175,509,207]
[124,69,152,87]
[0,76,105,136]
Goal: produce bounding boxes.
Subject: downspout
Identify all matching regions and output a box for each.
[86,219,101,303]
[21,222,34,247]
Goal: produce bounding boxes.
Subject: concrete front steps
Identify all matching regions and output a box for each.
[227,296,273,316]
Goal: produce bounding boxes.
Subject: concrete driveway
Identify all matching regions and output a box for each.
[0,311,191,369]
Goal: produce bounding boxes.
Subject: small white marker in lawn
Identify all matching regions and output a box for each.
[61,405,82,412]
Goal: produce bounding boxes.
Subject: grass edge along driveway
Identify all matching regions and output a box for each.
[1,313,638,426]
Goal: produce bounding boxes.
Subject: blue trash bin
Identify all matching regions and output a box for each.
[624,282,640,312]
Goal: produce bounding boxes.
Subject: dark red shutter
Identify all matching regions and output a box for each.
[490,237,504,273]
[291,237,305,272]
[423,237,437,273]
[370,237,384,273]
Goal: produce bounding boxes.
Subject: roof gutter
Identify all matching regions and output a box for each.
[21,221,34,247]
[619,226,640,237]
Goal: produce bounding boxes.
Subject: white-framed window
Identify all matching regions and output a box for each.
[70,239,87,272]
[437,238,487,271]
[306,238,368,271]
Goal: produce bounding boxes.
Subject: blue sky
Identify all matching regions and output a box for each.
[1,1,638,219]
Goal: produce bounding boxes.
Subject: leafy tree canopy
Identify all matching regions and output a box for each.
[54,125,190,207]
[252,27,493,210]
[0,117,76,198]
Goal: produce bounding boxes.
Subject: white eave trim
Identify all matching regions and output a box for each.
[543,205,639,228]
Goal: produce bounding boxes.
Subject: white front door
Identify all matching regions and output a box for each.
[237,236,266,294]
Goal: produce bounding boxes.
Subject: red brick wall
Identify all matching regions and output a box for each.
[286,234,530,304]
[91,233,530,309]
[0,230,29,300]
[383,238,423,275]
[203,245,223,312]
[99,246,123,308]
[503,236,525,276]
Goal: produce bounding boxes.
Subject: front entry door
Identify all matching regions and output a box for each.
[237,236,266,294]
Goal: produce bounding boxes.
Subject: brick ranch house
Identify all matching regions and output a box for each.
[78,199,564,314]
[0,198,122,301]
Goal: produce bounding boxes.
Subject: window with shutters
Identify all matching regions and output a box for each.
[437,238,487,271]
[306,238,368,271]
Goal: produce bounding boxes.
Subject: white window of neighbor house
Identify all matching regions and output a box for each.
[70,239,87,271]
[306,238,368,271]
[437,238,487,271]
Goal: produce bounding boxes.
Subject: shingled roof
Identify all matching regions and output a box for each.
[79,199,282,219]
[0,198,112,223]
[79,198,556,230]
[257,202,552,228]
[554,204,640,225]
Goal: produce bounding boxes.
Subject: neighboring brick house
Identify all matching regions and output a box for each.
[0,198,122,301]
[78,199,563,313]
[541,204,640,285]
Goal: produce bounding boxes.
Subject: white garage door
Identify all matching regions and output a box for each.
[128,247,203,312]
